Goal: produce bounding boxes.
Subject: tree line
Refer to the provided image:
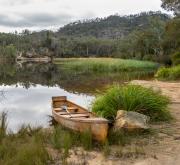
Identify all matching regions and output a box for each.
[0,1,179,65]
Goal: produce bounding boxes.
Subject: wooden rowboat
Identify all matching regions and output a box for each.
[52,96,109,142]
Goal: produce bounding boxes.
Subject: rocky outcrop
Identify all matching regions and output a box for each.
[113,110,150,130]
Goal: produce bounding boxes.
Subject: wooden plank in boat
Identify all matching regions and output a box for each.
[54,108,63,111]
[68,107,78,110]
[57,112,90,115]
[54,107,78,111]
[70,117,108,121]
[63,114,89,118]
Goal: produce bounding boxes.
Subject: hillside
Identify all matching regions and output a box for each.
[58,11,170,39]
[1,11,178,62]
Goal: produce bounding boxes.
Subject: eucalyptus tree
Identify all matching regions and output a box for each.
[161,0,180,15]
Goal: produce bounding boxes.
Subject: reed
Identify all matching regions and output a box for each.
[55,58,158,72]
[92,84,171,121]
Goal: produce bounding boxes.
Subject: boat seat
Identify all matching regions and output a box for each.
[58,112,68,115]
[63,114,89,118]
[54,108,64,112]
[58,112,89,115]
[67,107,78,111]
[70,117,108,122]
[54,107,78,112]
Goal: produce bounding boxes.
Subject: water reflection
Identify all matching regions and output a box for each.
[0,62,154,131]
[0,84,93,132]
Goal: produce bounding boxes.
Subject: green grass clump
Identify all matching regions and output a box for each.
[80,129,92,150]
[0,114,51,165]
[92,84,171,121]
[155,65,180,80]
[51,125,93,151]
[51,126,74,153]
[55,58,158,72]
[0,126,51,165]
[5,140,50,165]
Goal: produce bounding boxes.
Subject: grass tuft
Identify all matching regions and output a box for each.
[51,125,93,151]
[80,129,92,150]
[92,84,171,121]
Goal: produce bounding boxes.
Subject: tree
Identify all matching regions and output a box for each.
[163,17,180,54]
[161,0,180,15]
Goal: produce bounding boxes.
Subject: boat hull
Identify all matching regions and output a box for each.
[52,96,108,142]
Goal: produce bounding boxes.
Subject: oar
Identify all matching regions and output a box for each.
[61,106,72,118]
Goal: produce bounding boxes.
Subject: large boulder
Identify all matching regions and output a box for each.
[113,110,150,130]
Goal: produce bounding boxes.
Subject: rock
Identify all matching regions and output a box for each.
[113,110,150,130]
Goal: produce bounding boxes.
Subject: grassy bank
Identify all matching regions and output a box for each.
[0,112,157,164]
[155,65,180,80]
[92,84,171,121]
[54,58,158,72]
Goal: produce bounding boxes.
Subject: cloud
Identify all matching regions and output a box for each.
[0,12,72,28]
[0,0,167,32]
[0,0,31,6]
[0,0,52,6]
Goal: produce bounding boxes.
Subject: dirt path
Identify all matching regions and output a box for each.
[133,103,180,165]
[131,80,180,104]
[131,80,180,165]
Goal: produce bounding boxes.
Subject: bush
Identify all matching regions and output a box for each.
[171,52,180,66]
[155,65,180,80]
[92,84,171,121]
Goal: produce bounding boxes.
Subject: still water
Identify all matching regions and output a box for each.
[0,62,154,131]
[0,84,93,132]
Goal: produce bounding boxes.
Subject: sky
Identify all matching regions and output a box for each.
[0,0,168,33]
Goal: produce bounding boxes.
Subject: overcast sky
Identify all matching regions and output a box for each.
[0,0,168,33]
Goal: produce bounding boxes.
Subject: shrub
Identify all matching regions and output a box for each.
[171,52,180,66]
[155,65,180,80]
[92,84,171,121]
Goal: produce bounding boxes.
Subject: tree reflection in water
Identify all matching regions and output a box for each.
[0,61,154,95]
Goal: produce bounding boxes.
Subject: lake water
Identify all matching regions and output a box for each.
[0,62,154,131]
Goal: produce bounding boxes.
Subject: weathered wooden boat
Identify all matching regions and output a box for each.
[52,96,109,142]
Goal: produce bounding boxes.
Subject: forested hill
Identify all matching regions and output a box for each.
[0,11,179,64]
[58,11,170,39]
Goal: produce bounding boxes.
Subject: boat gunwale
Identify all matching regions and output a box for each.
[52,110,108,123]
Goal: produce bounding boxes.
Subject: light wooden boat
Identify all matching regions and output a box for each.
[52,96,109,142]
